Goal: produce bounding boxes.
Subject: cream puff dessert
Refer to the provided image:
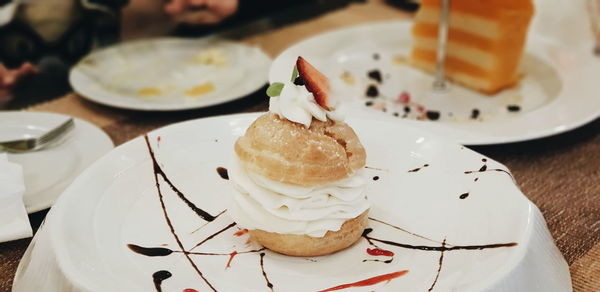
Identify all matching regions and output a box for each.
[228,57,369,257]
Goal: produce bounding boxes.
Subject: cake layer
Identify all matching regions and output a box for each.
[411,0,534,94]
[416,8,500,39]
[412,36,495,70]
[419,0,533,18]
[411,56,494,93]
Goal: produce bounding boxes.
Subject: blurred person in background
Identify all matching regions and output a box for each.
[0,0,241,108]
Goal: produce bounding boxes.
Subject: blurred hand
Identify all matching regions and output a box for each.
[0,63,38,102]
[165,0,238,25]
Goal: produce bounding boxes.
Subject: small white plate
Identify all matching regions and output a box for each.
[13,113,570,291]
[269,21,600,145]
[70,38,271,111]
[0,112,113,213]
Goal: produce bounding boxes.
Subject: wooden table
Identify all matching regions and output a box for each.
[1,1,598,291]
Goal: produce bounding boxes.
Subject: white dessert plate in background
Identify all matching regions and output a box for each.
[0,112,113,213]
[13,113,570,291]
[70,38,271,111]
[269,20,600,145]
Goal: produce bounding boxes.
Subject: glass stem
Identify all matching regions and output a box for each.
[433,0,450,92]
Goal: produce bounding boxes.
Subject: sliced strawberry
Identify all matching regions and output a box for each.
[296,56,331,110]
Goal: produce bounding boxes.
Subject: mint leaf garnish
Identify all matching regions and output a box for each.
[290,65,299,82]
[266,82,285,97]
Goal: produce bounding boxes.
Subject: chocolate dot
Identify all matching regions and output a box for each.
[366,85,379,97]
[367,70,382,83]
[365,101,374,106]
[459,193,469,199]
[471,109,480,119]
[216,167,229,180]
[373,176,380,181]
[426,111,440,121]
[507,105,521,112]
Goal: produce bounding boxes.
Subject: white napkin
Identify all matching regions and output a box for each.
[0,153,32,242]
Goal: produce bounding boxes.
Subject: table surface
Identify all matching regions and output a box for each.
[1,1,599,291]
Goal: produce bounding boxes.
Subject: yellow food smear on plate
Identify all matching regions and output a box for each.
[393,55,409,65]
[193,49,228,67]
[340,71,356,85]
[185,82,215,96]
[138,87,162,96]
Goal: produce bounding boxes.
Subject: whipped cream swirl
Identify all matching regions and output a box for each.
[228,157,369,237]
[269,83,344,128]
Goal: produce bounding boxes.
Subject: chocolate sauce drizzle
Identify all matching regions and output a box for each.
[145,135,217,222]
[427,239,446,292]
[191,222,237,250]
[369,217,442,245]
[186,248,266,256]
[153,270,172,292]
[363,228,517,252]
[362,259,393,264]
[464,158,513,182]
[128,244,173,257]
[365,166,388,171]
[144,135,217,291]
[216,167,229,180]
[408,164,429,173]
[465,168,513,179]
[459,192,469,199]
[191,209,228,235]
[129,243,265,257]
[134,135,519,291]
[260,253,275,291]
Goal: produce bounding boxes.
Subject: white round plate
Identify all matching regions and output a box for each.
[13,113,570,291]
[269,21,600,145]
[0,112,113,213]
[70,38,271,111]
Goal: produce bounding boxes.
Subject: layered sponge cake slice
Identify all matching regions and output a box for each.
[410,0,534,94]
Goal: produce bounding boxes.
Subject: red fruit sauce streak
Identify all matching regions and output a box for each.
[234,229,249,236]
[317,270,409,292]
[226,251,238,269]
[367,248,394,257]
[183,289,198,292]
